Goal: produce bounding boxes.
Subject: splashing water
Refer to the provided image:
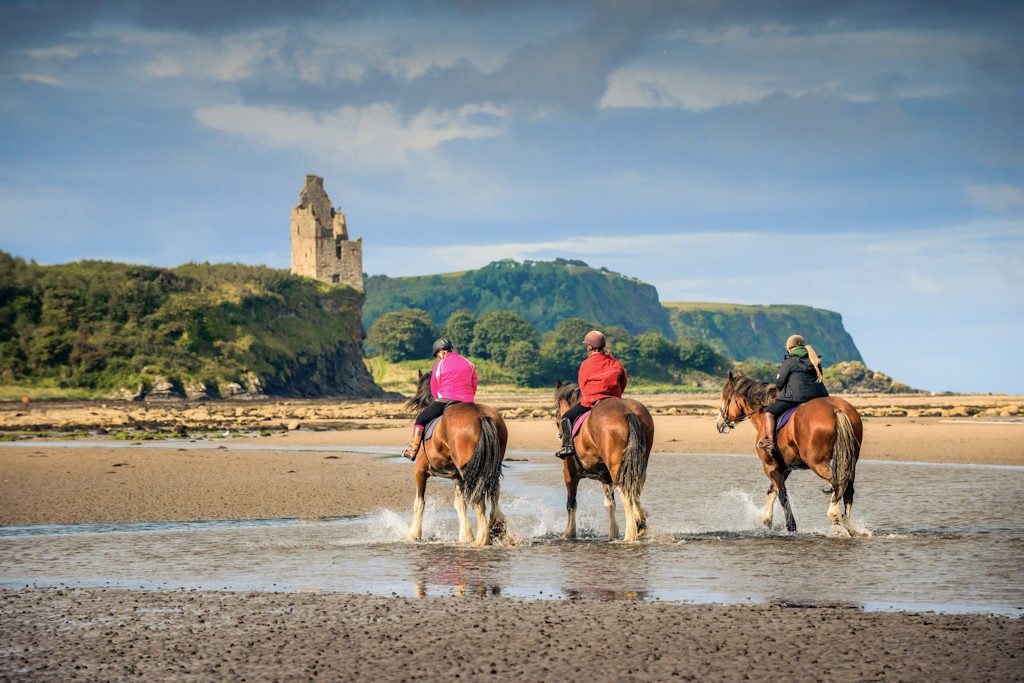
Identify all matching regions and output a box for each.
[0,455,1021,614]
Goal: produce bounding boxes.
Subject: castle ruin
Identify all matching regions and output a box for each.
[290,175,363,290]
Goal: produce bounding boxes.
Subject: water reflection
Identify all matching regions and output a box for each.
[0,454,1021,615]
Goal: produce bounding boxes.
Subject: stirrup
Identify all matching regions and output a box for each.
[555,446,573,460]
[756,436,775,451]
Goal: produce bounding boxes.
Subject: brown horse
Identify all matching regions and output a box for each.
[554,381,655,541]
[715,371,864,536]
[405,371,508,546]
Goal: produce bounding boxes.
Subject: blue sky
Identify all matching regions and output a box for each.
[1,1,1021,393]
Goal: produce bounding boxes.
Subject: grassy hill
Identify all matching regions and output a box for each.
[0,252,382,399]
[366,259,863,365]
[364,258,674,336]
[664,302,862,364]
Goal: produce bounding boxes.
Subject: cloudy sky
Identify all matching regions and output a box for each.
[1,1,1021,393]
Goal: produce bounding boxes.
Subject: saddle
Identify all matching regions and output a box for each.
[423,402,457,441]
[775,406,799,434]
[570,411,591,439]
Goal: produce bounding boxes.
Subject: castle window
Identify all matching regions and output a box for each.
[336,245,342,258]
[332,274,340,283]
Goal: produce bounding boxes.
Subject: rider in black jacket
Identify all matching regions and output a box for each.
[757,334,828,452]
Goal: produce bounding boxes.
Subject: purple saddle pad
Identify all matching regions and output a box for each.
[776,406,799,433]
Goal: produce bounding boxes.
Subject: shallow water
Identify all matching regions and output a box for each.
[1,451,1022,615]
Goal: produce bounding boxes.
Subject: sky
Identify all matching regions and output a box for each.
[1,1,1021,394]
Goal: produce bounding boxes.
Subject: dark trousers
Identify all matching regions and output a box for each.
[561,402,590,429]
[415,400,455,428]
[765,399,801,419]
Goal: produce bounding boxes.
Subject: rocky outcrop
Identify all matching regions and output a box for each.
[144,375,184,401]
[823,361,917,394]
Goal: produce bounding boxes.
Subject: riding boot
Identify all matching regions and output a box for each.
[555,416,576,459]
[403,426,424,461]
[757,413,776,452]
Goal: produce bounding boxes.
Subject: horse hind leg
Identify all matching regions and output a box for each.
[603,484,619,540]
[472,498,490,546]
[487,483,508,541]
[453,481,473,543]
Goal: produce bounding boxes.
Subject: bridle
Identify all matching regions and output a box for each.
[717,393,759,431]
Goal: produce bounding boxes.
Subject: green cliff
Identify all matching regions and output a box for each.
[0,252,382,399]
[364,258,673,336]
[664,302,863,364]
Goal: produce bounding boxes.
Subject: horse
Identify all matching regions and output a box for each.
[715,371,864,536]
[404,370,509,546]
[554,381,655,541]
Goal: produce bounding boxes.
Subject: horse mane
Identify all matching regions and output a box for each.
[724,374,778,411]
[405,370,433,413]
[555,380,581,406]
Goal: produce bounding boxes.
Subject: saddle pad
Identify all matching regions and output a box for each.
[423,401,461,441]
[423,416,442,441]
[776,406,799,434]
[572,411,591,438]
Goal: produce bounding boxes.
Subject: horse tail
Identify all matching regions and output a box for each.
[461,416,504,506]
[830,409,859,502]
[615,413,648,502]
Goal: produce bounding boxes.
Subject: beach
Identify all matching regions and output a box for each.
[1,392,1022,680]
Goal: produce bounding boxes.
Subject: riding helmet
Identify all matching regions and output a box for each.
[583,330,606,349]
[432,337,454,356]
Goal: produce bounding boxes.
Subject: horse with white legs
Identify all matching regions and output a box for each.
[716,371,864,536]
[406,371,509,545]
[554,381,654,541]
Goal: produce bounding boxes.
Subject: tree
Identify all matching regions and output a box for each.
[504,339,543,386]
[635,333,677,366]
[443,309,476,352]
[539,317,594,381]
[365,309,438,362]
[469,310,538,360]
[678,337,728,374]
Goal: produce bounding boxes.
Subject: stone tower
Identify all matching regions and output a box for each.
[290,175,363,290]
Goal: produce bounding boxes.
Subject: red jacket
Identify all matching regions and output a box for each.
[578,352,627,407]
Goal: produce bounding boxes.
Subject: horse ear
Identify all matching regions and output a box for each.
[555,379,563,388]
[727,371,734,381]
[418,369,424,380]
[736,370,744,377]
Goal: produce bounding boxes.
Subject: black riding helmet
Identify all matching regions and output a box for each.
[432,337,454,357]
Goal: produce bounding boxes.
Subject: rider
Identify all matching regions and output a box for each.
[757,334,828,452]
[403,337,478,460]
[555,330,628,459]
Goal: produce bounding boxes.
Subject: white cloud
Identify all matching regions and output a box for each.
[195,102,506,172]
[16,73,62,86]
[601,66,779,110]
[966,183,1024,212]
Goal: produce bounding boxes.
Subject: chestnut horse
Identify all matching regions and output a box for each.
[554,381,655,541]
[715,371,864,536]
[405,371,509,546]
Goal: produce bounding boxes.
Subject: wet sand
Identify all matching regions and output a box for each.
[2,588,1020,681]
[1,394,1021,525]
[2,394,1022,680]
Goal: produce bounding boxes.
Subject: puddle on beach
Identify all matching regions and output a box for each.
[1,452,1022,616]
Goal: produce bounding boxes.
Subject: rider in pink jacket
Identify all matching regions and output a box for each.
[403,337,478,460]
[430,349,478,403]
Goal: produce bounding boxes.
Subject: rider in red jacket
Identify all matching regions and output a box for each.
[556,330,627,459]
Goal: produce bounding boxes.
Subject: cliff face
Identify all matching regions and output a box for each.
[0,253,384,399]
[364,258,674,336]
[665,302,863,364]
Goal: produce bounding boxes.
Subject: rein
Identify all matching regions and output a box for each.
[718,393,760,429]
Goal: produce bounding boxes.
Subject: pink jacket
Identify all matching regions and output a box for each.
[430,352,478,403]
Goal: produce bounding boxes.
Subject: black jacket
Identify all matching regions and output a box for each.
[775,354,829,402]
